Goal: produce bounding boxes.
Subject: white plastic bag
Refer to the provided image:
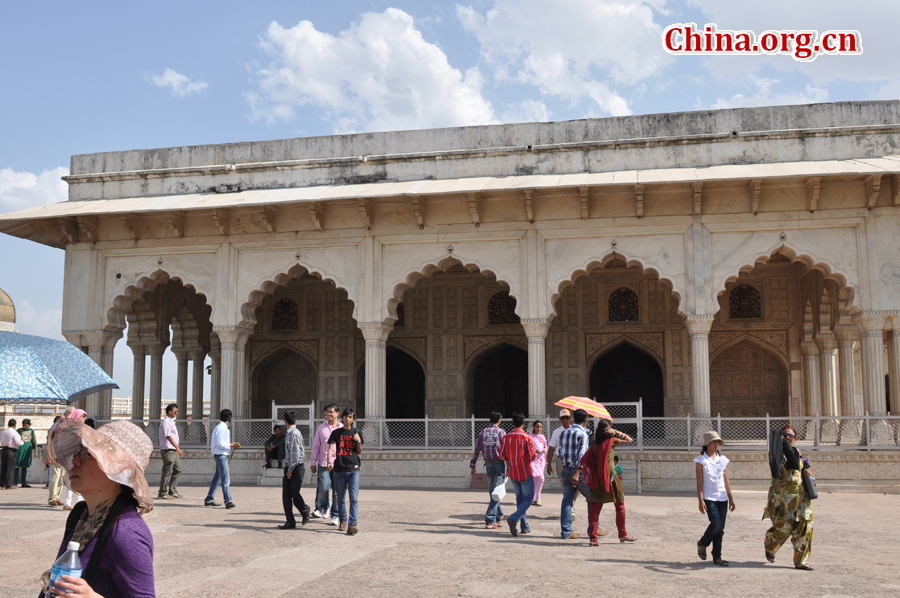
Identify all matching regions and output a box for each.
[491,478,507,502]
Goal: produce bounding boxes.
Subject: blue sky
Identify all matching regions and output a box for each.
[1,0,897,405]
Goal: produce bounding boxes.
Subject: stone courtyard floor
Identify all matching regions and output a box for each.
[1,484,898,597]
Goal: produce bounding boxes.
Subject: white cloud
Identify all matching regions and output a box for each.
[499,100,551,123]
[148,68,208,97]
[14,299,63,340]
[0,167,68,213]
[247,9,496,133]
[876,80,900,101]
[711,76,829,110]
[457,0,672,116]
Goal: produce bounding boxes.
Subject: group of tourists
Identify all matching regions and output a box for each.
[473,409,817,571]
[471,407,636,543]
[17,401,815,596]
[1,416,37,489]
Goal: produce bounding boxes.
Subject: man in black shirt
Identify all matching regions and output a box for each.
[327,408,363,535]
[265,425,285,468]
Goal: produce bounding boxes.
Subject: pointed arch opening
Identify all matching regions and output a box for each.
[468,342,528,418]
[386,346,426,418]
[589,342,664,417]
[250,345,318,419]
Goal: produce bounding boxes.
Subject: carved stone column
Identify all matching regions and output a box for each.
[888,329,900,414]
[128,344,146,421]
[521,318,551,418]
[854,313,887,415]
[814,333,838,416]
[213,327,252,414]
[209,337,221,418]
[190,350,207,420]
[174,350,190,414]
[67,331,121,420]
[833,325,860,416]
[86,345,104,417]
[358,322,393,419]
[800,341,820,415]
[146,343,167,420]
[685,316,714,417]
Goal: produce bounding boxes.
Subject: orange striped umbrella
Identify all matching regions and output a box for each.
[554,396,613,420]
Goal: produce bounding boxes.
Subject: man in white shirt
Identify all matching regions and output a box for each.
[158,403,184,500]
[205,409,239,509]
[310,402,341,524]
[1,419,24,490]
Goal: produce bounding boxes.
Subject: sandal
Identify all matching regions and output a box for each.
[589,540,600,546]
[619,535,637,543]
[765,551,775,563]
[713,558,729,567]
[796,564,814,571]
[484,523,499,529]
[697,542,707,561]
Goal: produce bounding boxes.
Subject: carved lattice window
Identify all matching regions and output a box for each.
[488,291,520,325]
[729,283,762,319]
[272,298,299,330]
[608,287,639,322]
[395,302,405,327]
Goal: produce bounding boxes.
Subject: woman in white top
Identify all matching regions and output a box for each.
[694,431,735,566]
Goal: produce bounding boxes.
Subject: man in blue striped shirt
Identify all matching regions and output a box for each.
[557,409,591,539]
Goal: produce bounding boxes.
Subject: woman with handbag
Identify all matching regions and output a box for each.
[763,424,815,570]
[580,419,636,546]
[40,418,156,597]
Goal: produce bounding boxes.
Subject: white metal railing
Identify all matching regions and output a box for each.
[92,410,900,452]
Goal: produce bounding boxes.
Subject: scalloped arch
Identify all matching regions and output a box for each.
[714,241,859,314]
[106,268,210,332]
[709,334,790,372]
[585,337,665,373]
[249,342,318,373]
[386,253,518,324]
[550,249,683,321]
[241,260,358,328]
[464,338,528,370]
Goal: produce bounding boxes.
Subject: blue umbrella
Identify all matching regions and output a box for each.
[0,331,118,404]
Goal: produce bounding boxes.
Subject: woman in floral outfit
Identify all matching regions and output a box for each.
[763,424,814,570]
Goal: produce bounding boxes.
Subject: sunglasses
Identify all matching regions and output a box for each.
[781,432,796,439]
[559,416,571,420]
[73,447,93,460]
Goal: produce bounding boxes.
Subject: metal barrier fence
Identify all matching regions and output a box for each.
[96,412,900,452]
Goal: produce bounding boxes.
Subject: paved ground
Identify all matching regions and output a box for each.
[1,483,898,598]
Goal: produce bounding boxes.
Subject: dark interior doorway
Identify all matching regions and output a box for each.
[386,347,426,418]
[472,344,528,417]
[589,343,664,417]
[250,347,317,419]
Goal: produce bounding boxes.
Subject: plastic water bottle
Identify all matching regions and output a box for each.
[48,541,82,596]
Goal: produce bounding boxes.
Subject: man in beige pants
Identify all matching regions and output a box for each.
[46,415,65,505]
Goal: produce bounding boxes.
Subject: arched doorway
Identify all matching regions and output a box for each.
[250,347,317,418]
[386,347,426,418]
[710,341,788,416]
[471,343,528,417]
[589,343,664,417]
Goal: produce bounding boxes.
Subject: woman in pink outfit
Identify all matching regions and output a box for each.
[530,421,547,506]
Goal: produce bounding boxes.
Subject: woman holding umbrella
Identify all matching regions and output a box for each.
[580,419,636,546]
[763,424,815,570]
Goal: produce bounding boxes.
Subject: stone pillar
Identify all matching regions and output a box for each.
[213,327,252,415]
[685,316,714,417]
[889,330,900,415]
[521,318,551,418]
[855,314,887,415]
[800,341,820,415]
[128,344,146,421]
[814,333,839,416]
[358,322,394,419]
[147,344,167,420]
[209,345,221,419]
[99,345,116,421]
[833,325,860,416]
[191,351,207,420]
[174,351,189,414]
[86,345,104,417]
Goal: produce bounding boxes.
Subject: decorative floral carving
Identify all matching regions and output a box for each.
[708,331,787,355]
[585,332,663,362]
[464,335,527,362]
[250,339,319,365]
[608,287,639,322]
[272,297,299,330]
[729,283,762,319]
[488,291,520,325]
[389,337,426,366]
